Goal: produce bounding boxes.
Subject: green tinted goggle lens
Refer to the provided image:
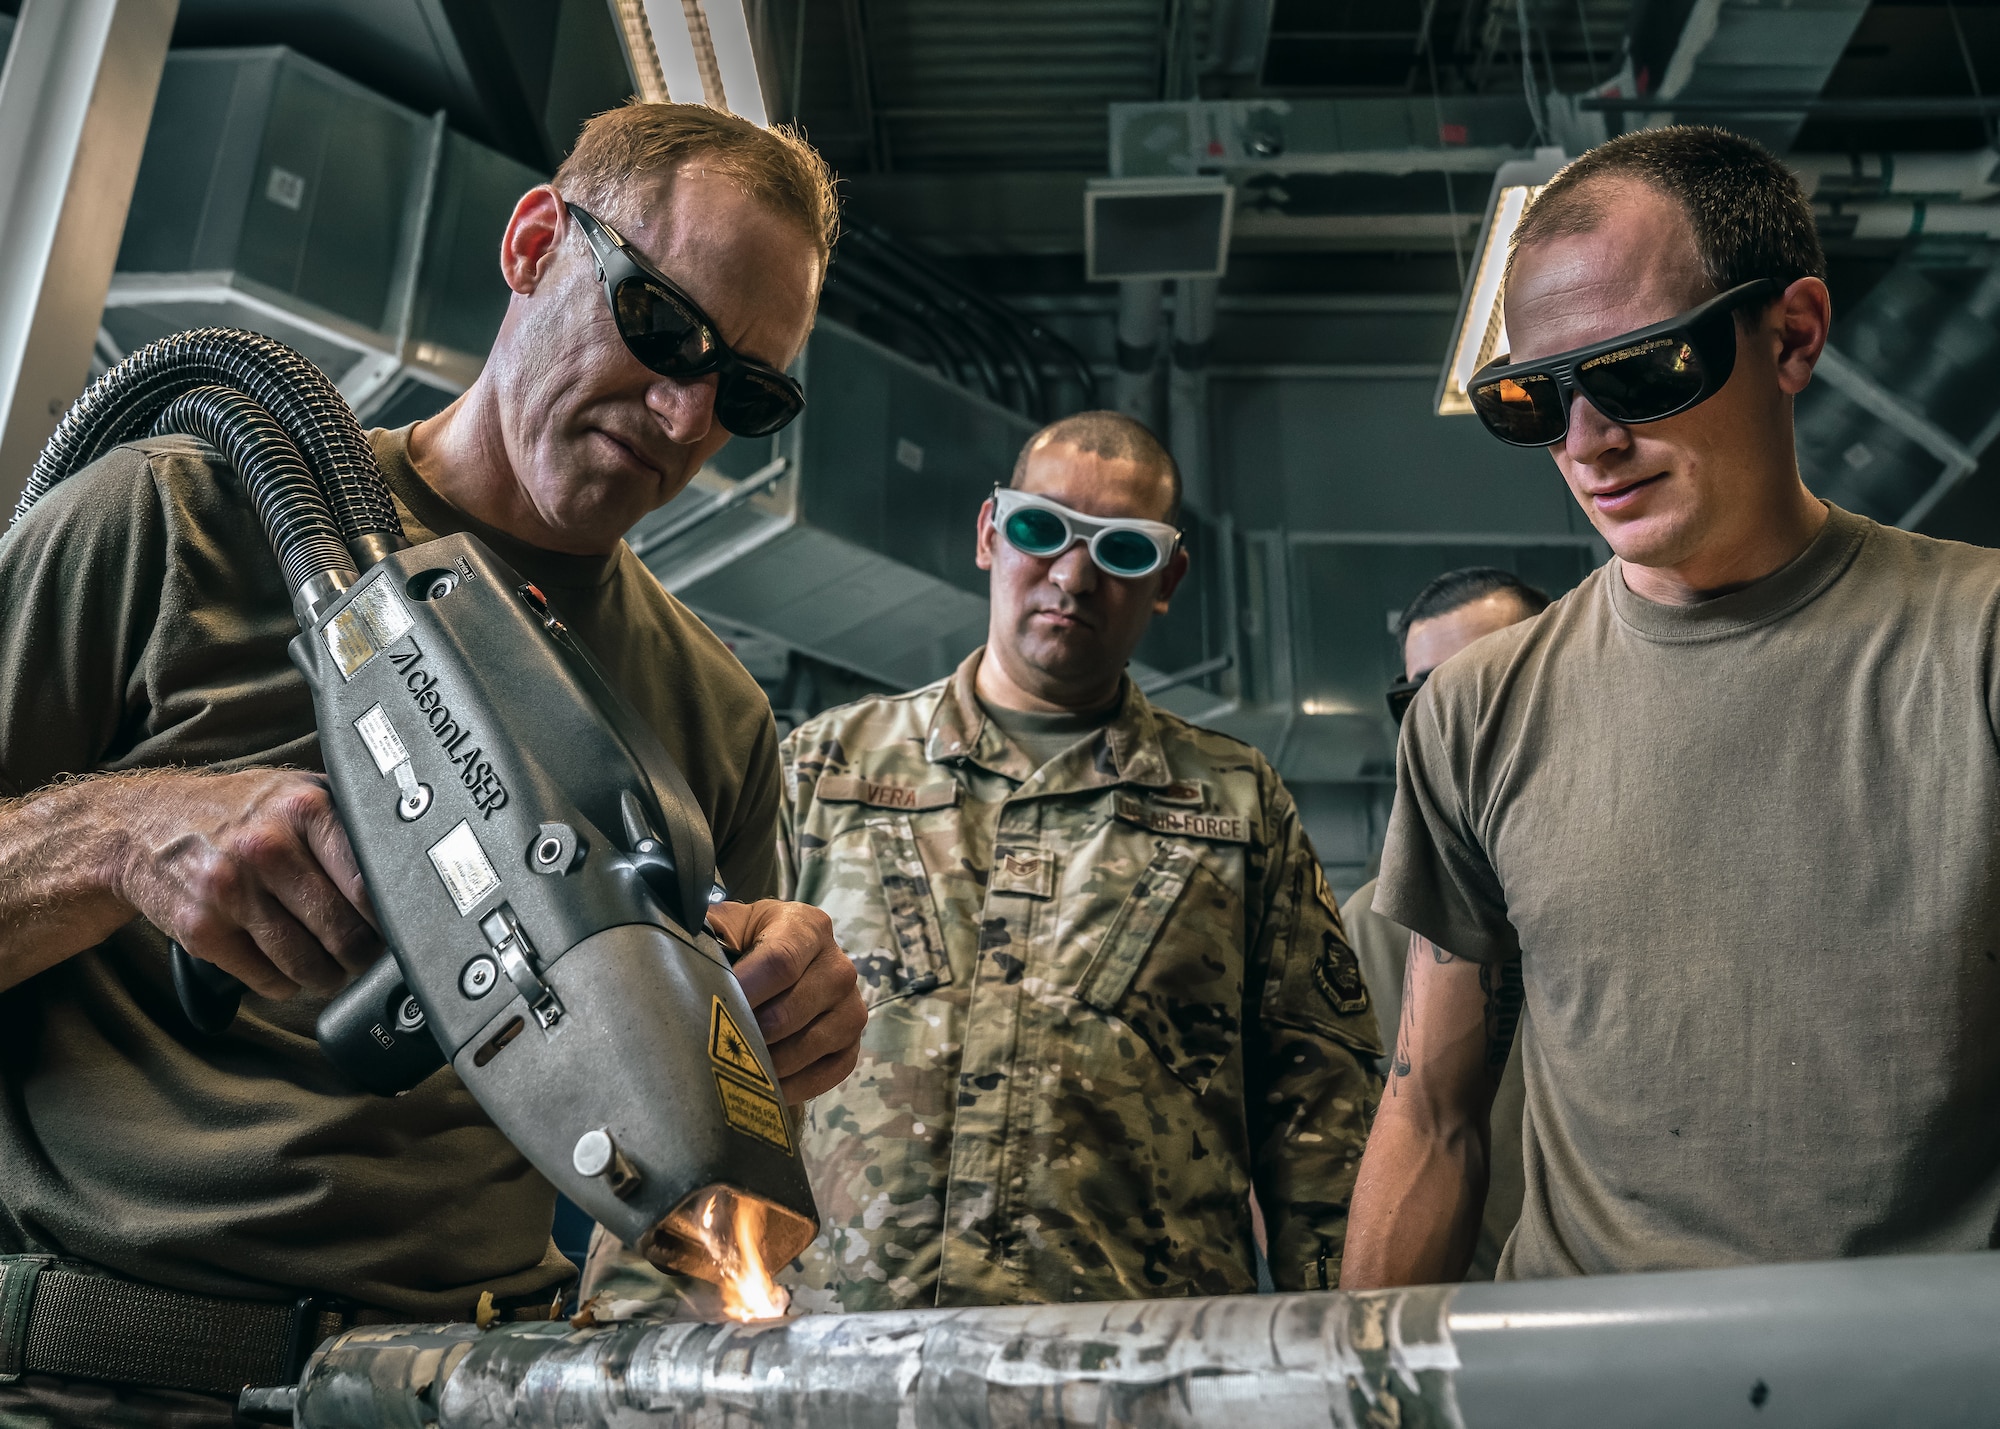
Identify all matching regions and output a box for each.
[1004,507,1069,555]
[996,493,1176,577]
[1095,529,1159,575]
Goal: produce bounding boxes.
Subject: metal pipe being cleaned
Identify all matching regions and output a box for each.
[288,1251,2000,1429]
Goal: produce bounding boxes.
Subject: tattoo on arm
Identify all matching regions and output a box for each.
[1478,959,1524,1069]
[1393,933,1451,1086]
[1391,948,1413,1085]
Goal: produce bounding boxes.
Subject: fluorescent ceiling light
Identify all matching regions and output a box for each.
[698,0,767,126]
[1435,153,1568,417]
[607,0,668,102]
[608,0,769,125]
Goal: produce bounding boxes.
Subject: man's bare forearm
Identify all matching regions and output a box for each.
[0,775,148,992]
[1340,932,1514,1289]
[1340,1089,1489,1286]
[0,764,381,999]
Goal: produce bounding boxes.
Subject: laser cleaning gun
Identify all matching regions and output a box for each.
[13,330,818,1286]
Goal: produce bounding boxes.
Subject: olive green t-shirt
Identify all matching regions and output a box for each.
[1378,504,2000,1279]
[0,427,781,1317]
[977,697,1118,771]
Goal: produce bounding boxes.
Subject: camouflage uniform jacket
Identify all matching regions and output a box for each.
[780,649,1382,1310]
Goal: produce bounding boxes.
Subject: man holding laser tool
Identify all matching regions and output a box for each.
[1344,126,2000,1288]
[773,412,1381,1308]
[0,105,864,1424]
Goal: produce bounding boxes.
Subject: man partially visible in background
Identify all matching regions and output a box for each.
[1341,567,1548,1279]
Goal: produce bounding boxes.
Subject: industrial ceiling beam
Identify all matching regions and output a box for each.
[839,0,887,172]
[423,0,560,170]
[0,0,178,518]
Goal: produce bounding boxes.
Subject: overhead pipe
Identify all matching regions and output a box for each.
[282,1251,2000,1428]
[0,0,178,515]
[847,228,1046,416]
[1814,201,2000,242]
[1169,276,1217,516]
[1790,149,2000,204]
[825,260,1004,401]
[1114,278,1164,432]
[816,274,958,382]
[849,222,1098,415]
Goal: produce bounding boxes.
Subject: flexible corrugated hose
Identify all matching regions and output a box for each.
[11,330,411,1036]
[10,327,404,563]
[147,385,358,599]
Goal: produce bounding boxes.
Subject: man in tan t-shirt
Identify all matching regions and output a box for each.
[0,105,864,1422]
[1344,125,2000,1286]
[1343,565,1545,1278]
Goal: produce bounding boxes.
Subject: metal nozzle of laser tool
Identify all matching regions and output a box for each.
[15,331,818,1286]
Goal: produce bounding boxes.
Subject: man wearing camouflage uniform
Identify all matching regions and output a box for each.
[781,411,1381,1309]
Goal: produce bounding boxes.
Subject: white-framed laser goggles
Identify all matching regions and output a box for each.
[989,486,1182,579]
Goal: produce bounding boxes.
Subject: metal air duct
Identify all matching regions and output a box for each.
[628,319,1230,702]
[104,47,541,427]
[1798,239,2000,528]
[1622,0,1872,154]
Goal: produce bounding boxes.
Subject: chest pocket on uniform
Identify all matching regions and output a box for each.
[1076,799,1250,1094]
[859,815,952,1005]
[814,775,956,1009]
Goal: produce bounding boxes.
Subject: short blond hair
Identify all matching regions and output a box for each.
[553,102,838,265]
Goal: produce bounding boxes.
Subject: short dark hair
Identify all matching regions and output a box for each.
[1509,126,1826,307]
[1012,410,1182,525]
[1398,567,1550,640]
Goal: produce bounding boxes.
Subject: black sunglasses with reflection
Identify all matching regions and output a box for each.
[1387,670,1427,725]
[1468,279,1779,448]
[567,202,806,438]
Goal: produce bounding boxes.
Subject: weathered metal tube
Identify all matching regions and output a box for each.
[293,1252,2000,1429]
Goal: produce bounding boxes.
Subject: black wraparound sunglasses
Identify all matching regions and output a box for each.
[567,202,806,438]
[1387,670,1427,724]
[1469,279,1780,448]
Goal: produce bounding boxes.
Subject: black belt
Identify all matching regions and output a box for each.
[0,1256,343,1399]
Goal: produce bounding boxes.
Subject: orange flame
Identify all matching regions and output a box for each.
[698,1190,790,1322]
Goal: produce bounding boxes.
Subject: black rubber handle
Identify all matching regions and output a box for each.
[169,940,246,1035]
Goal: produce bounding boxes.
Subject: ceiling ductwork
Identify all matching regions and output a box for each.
[625,320,1029,693]
[1107,96,1544,249]
[1796,149,2000,243]
[821,222,1098,422]
[629,320,1233,703]
[1101,98,2000,251]
[1617,0,1872,153]
[103,46,541,427]
[1798,239,2000,530]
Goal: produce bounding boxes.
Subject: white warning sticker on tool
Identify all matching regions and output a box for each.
[324,572,414,679]
[353,704,410,776]
[427,820,500,916]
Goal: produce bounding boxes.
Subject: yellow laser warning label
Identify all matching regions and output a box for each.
[708,996,776,1091]
[715,1074,791,1152]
